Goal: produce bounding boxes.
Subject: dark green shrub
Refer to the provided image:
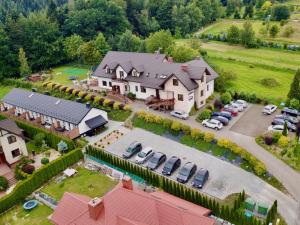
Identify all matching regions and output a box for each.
[34,133,46,147]
[0,176,9,191]
[41,158,50,165]
[260,78,280,88]
[196,109,211,122]
[127,92,136,100]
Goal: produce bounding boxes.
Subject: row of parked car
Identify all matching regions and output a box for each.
[265,106,300,133]
[122,141,209,188]
[202,100,248,130]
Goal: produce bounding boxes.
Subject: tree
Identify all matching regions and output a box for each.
[269,24,279,37]
[240,21,256,47]
[271,5,290,21]
[221,92,232,104]
[18,48,31,77]
[287,69,300,101]
[80,41,101,65]
[0,176,9,191]
[145,30,173,53]
[289,98,300,110]
[283,26,294,37]
[227,25,240,44]
[117,30,142,52]
[64,34,84,61]
[243,4,254,18]
[93,32,111,57]
[282,121,288,136]
[168,45,198,63]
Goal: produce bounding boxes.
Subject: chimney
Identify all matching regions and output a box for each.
[122,176,133,190]
[167,57,173,63]
[86,102,91,109]
[181,64,188,72]
[88,197,104,220]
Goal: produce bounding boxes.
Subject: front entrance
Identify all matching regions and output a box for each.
[112,85,120,94]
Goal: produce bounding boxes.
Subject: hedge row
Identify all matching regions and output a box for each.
[0,149,83,213]
[1,78,33,89]
[43,81,131,111]
[0,114,76,151]
[135,111,267,176]
[86,146,263,225]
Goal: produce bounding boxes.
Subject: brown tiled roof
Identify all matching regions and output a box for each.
[0,119,24,138]
[93,51,218,91]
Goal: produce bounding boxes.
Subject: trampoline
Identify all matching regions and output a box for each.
[23,200,38,210]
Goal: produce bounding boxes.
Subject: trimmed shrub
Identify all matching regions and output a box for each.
[278,136,289,148]
[196,109,211,122]
[41,158,50,165]
[22,164,35,174]
[113,102,121,110]
[204,132,215,143]
[221,92,232,104]
[171,121,181,132]
[272,132,281,143]
[191,128,202,140]
[0,176,9,191]
[124,105,132,111]
[162,118,173,129]
[264,135,273,145]
[103,99,111,106]
[181,124,191,135]
[127,92,136,100]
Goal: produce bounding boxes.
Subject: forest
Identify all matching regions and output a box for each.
[0,0,293,78]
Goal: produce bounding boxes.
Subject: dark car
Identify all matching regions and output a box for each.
[212,116,229,126]
[275,114,299,124]
[192,169,209,189]
[162,156,181,176]
[176,162,197,183]
[122,141,142,159]
[272,118,296,132]
[281,107,299,118]
[221,108,238,117]
[211,111,232,120]
[147,152,167,170]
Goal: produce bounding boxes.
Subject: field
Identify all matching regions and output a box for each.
[199,19,300,44]
[0,204,52,225]
[177,39,300,101]
[41,167,117,201]
[48,65,91,85]
[0,86,12,99]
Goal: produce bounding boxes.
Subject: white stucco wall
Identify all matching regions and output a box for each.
[206,80,214,98]
[78,108,108,135]
[128,82,156,99]
[0,130,28,165]
[116,66,127,79]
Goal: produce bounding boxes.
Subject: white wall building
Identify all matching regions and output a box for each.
[0,119,28,165]
[90,51,218,113]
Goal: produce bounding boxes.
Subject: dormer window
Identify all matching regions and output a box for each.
[105,67,109,73]
[109,69,113,74]
[120,71,124,79]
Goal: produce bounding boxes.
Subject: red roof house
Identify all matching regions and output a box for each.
[50,176,216,225]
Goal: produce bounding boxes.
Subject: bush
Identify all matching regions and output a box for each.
[191,128,202,140]
[103,99,111,106]
[264,135,273,145]
[289,98,300,110]
[220,92,232,104]
[278,136,289,148]
[0,176,9,191]
[260,78,279,88]
[127,92,136,100]
[41,158,49,165]
[22,164,35,174]
[113,102,121,110]
[34,133,46,147]
[171,121,181,132]
[272,132,282,143]
[213,99,223,110]
[196,109,211,122]
[124,105,132,111]
[204,132,215,143]
[181,124,191,135]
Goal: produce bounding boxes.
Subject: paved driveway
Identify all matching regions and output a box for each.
[105,128,298,225]
[230,105,279,137]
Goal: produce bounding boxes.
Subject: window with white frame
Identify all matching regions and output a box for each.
[102,81,107,86]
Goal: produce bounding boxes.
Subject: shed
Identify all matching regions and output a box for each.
[245,198,256,211]
[257,202,269,215]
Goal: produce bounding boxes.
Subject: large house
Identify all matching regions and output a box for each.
[50,176,216,225]
[0,119,28,166]
[1,88,108,139]
[91,51,218,113]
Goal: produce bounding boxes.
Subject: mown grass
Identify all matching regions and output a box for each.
[41,167,117,201]
[0,86,13,99]
[0,204,53,225]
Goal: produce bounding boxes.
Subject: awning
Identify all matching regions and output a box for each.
[85,115,108,129]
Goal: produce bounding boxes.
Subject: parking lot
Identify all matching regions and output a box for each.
[229,104,279,137]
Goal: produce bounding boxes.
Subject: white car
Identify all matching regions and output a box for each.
[263,105,277,115]
[268,125,287,133]
[202,119,223,130]
[170,110,189,120]
[135,147,154,164]
[230,103,244,112]
[233,100,248,109]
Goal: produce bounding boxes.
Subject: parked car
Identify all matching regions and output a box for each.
[147,152,167,170]
[262,105,277,115]
[177,162,197,184]
[211,111,232,120]
[122,141,142,159]
[227,103,244,112]
[162,156,181,176]
[202,119,223,130]
[192,169,209,189]
[268,125,285,133]
[281,107,299,118]
[275,114,299,124]
[211,116,229,126]
[233,99,248,109]
[221,107,238,116]
[272,118,296,131]
[170,110,189,120]
[135,147,154,164]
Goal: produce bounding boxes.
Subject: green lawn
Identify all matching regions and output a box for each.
[198,19,300,44]
[0,204,53,225]
[0,86,13,99]
[41,167,117,201]
[49,65,90,85]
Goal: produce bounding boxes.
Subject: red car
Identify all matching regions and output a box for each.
[221,107,238,116]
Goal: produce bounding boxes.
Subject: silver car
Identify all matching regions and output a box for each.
[170,110,189,120]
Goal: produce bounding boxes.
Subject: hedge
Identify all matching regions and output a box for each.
[135,111,267,176]
[1,78,33,89]
[0,149,83,213]
[86,146,262,225]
